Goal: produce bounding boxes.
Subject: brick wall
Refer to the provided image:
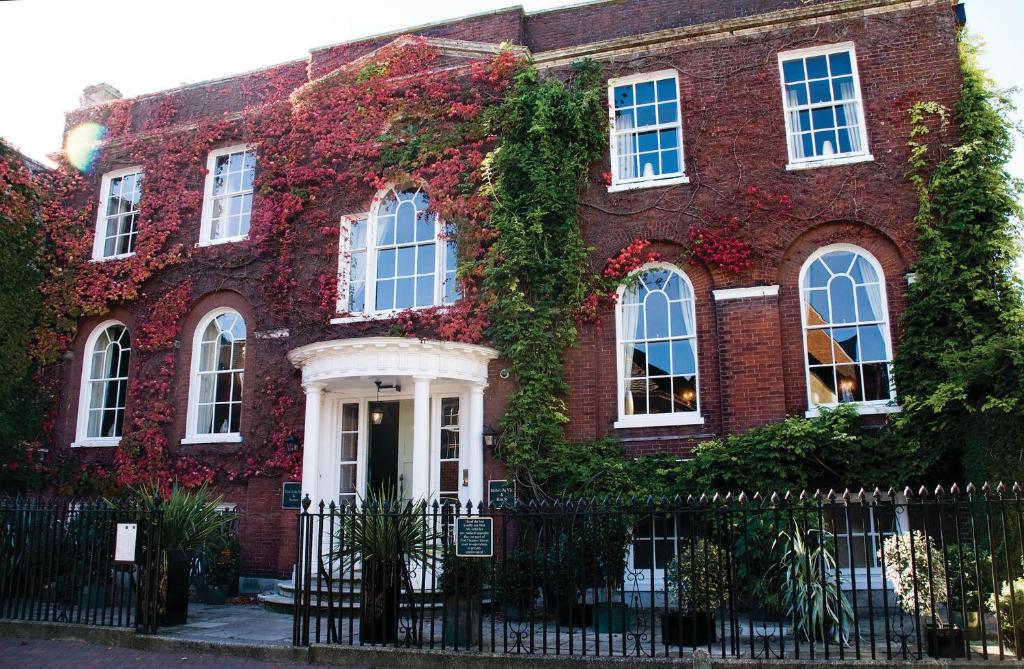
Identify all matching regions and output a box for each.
[50,0,962,577]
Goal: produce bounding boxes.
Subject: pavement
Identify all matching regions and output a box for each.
[0,636,308,668]
[160,602,293,646]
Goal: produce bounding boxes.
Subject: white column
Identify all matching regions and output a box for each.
[469,384,485,506]
[300,384,323,505]
[411,376,433,500]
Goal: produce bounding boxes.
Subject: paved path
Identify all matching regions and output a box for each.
[0,637,309,668]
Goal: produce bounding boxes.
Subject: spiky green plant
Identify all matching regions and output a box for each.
[134,484,231,552]
[769,521,855,643]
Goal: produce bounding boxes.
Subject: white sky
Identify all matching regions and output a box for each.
[0,0,1020,187]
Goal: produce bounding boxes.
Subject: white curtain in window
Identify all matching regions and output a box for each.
[861,280,884,324]
[615,113,636,181]
[621,286,641,415]
[787,89,805,160]
[839,81,863,153]
[680,294,695,337]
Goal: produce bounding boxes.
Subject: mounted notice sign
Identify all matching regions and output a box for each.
[487,479,516,508]
[114,523,138,563]
[455,517,493,557]
[282,482,302,509]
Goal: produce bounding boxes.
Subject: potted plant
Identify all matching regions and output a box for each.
[202,531,240,605]
[662,539,727,645]
[136,484,232,626]
[880,531,964,658]
[333,484,435,644]
[440,545,488,647]
[495,545,538,621]
[769,520,854,645]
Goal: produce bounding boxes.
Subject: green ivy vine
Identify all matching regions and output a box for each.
[894,37,1024,482]
[481,61,608,478]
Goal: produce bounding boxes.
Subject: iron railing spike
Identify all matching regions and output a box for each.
[770,491,780,505]
[1014,482,1022,495]
[934,483,945,496]
[738,491,748,503]
[982,481,992,494]
[997,481,1006,494]
[950,482,961,495]
[966,482,977,494]
[917,485,929,497]
[799,490,809,501]
[301,494,311,511]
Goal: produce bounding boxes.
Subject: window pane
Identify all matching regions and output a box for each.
[636,104,656,126]
[806,55,828,79]
[671,339,696,376]
[614,85,632,108]
[832,326,858,363]
[782,58,805,83]
[830,275,857,324]
[377,249,396,278]
[635,81,655,104]
[809,79,833,104]
[647,341,671,376]
[836,365,863,402]
[673,376,697,411]
[648,377,672,413]
[829,51,852,76]
[808,366,837,404]
[396,246,415,276]
[861,363,891,401]
[395,277,415,308]
[858,324,888,361]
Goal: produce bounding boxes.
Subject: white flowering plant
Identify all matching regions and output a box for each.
[880,531,948,622]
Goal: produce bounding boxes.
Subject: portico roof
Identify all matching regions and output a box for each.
[287,336,498,388]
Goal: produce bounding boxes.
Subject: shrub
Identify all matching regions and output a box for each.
[683,405,919,493]
[880,531,948,622]
[988,578,1024,650]
[665,540,728,613]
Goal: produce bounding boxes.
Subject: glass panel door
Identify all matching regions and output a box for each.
[339,403,359,507]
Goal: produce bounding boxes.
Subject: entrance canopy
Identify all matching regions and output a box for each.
[287,336,496,390]
[287,337,498,506]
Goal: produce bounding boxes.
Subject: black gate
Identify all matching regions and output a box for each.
[0,497,162,632]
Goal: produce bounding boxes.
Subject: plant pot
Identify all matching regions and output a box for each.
[204,585,227,605]
[161,550,191,626]
[661,611,717,645]
[951,610,984,640]
[445,595,482,647]
[360,560,400,644]
[591,602,629,634]
[926,623,966,659]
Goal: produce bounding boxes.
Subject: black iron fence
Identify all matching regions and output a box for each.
[293,483,1024,661]
[0,497,162,632]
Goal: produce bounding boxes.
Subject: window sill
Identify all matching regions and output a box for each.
[614,414,705,429]
[805,403,900,418]
[607,174,689,193]
[90,252,135,263]
[331,305,451,325]
[196,235,249,248]
[181,433,242,445]
[71,437,121,448]
[786,154,874,171]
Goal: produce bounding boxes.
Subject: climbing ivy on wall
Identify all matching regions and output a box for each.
[0,140,46,492]
[481,61,608,476]
[894,37,1024,483]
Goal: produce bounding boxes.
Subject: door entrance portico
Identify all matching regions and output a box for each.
[287,337,498,507]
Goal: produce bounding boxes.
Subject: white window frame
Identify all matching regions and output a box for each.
[607,70,689,193]
[92,166,143,261]
[72,319,130,448]
[798,243,897,417]
[182,307,246,445]
[333,187,454,323]
[614,262,704,429]
[198,144,255,246]
[777,42,873,170]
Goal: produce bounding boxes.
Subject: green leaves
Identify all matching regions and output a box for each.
[482,61,607,476]
[894,37,1024,481]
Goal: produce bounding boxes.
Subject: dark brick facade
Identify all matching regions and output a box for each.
[51,0,962,577]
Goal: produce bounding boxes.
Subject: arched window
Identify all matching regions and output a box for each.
[185,309,246,442]
[615,264,702,428]
[338,186,458,317]
[800,245,894,408]
[74,321,131,446]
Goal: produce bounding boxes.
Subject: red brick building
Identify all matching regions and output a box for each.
[49,0,963,581]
